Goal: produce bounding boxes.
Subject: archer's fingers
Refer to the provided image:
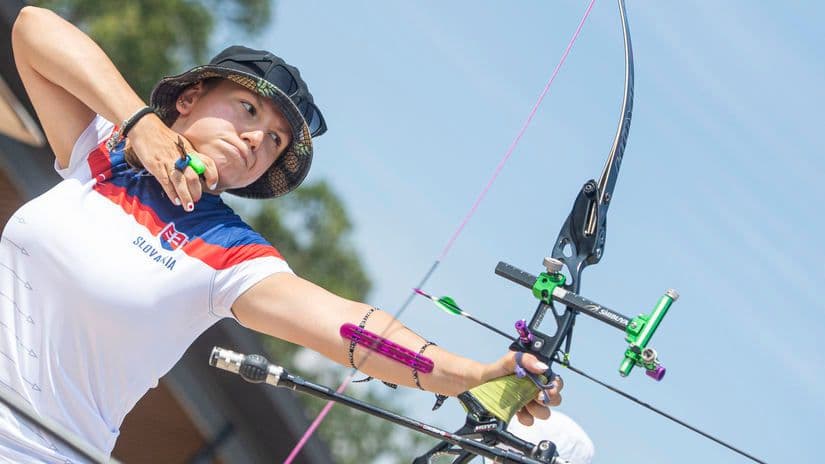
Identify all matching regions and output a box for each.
[553,375,564,393]
[170,169,194,212]
[183,168,203,204]
[517,353,550,375]
[177,138,218,192]
[154,165,182,206]
[516,408,534,427]
[199,154,219,191]
[524,400,551,420]
[536,384,562,407]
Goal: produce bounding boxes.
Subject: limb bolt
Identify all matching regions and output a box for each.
[543,257,563,273]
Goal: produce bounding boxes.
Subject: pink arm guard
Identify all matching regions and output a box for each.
[340,323,434,373]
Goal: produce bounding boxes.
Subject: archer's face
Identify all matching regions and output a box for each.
[171,79,293,190]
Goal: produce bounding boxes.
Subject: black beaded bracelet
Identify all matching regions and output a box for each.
[413,341,448,410]
[120,106,156,138]
[413,341,437,390]
[348,307,376,370]
[348,308,399,389]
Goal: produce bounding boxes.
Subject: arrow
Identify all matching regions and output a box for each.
[413,288,516,342]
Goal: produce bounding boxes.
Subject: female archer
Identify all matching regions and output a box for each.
[0,6,562,462]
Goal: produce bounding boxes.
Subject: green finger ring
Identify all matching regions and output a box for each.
[187,153,206,175]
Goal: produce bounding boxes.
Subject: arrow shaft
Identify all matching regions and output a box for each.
[463,314,516,342]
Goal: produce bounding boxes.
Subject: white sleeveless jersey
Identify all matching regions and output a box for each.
[0,116,291,462]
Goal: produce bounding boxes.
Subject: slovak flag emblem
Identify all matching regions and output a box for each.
[159,222,189,250]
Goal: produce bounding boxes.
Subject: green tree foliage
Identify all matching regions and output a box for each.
[30,0,271,99]
[247,181,371,302]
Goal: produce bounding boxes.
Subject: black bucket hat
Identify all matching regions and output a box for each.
[150,45,327,199]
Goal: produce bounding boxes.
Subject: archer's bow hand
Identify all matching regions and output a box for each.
[471,351,563,426]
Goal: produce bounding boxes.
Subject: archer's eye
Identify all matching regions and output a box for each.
[242,101,257,116]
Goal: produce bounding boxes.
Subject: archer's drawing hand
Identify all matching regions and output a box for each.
[126,115,219,211]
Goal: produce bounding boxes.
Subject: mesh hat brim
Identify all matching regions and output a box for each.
[150,65,313,199]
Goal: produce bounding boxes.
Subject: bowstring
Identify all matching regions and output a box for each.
[557,360,768,464]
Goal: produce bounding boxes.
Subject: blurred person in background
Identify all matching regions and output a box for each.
[484,411,594,464]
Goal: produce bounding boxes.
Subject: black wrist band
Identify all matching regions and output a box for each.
[120,106,156,138]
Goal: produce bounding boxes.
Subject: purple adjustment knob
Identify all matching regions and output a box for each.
[515,319,533,344]
[646,365,666,381]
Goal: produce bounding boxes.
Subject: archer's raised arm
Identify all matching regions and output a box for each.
[12,6,149,165]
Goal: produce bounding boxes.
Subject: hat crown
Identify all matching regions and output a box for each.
[208,46,314,106]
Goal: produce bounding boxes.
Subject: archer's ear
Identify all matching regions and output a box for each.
[175,81,207,116]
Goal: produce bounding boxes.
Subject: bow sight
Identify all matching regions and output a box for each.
[495,259,677,380]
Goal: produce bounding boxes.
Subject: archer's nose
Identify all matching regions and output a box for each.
[241,130,265,153]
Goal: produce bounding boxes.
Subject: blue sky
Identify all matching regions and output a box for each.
[219,1,824,462]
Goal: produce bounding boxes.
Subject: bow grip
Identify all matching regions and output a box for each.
[464,374,547,423]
